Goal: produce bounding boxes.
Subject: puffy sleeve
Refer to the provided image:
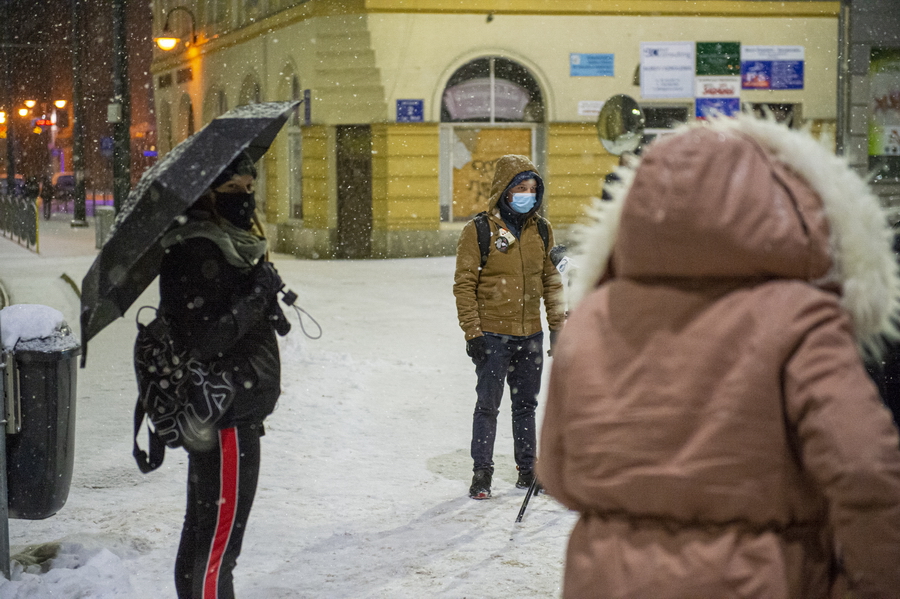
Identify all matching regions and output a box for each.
[453,221,483,340]
[541,222,565,331]
[784,297,900,598]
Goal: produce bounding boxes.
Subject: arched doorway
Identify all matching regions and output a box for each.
[440,56,545,222]
[176,94,195,144]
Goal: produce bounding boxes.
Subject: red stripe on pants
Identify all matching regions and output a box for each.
[203,428,239,599]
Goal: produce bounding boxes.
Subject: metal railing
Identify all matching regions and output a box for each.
[0,194,38,252]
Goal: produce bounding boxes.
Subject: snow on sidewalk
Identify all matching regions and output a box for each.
[0,219,576,598]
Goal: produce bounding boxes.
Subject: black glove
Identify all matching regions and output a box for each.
[548,329,560,357]
[268,300,291,336]
[466,336,487,362]
[253,261,284,297]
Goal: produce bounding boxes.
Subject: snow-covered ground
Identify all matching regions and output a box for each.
[0,217,577,598]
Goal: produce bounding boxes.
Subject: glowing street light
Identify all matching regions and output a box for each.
[23,100,35,108]
[155,7,197,51]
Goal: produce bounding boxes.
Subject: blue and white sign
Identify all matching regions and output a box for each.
[640,42,695,99]
[695,97,741,119]
[396,99,424,123]
[741,46,804,90]
[570,53,614,77]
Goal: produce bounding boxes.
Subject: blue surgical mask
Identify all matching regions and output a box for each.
[510,193,536,214]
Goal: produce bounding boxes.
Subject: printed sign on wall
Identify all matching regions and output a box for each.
[396,99,424,123]
[741,46,804,90]
[640,41,695,99]
[696,42,740,76]
[695,76,741,118]
[570,53,615,77]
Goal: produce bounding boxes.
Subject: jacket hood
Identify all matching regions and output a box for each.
[572,116,900,356]
[488,154,544,214]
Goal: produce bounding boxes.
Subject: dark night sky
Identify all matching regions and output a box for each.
[3,0,156,183]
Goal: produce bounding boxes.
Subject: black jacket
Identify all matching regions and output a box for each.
[158,235,281,428]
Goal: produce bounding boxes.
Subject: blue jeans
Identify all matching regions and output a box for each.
[471,332,543,473]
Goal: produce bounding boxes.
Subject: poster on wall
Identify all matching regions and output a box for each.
[868,48,900,180]
[696,42,740,76]
[570,53,614,77]
[694,76,741,118]
[741,46,804,90]
[396,99,424,123]
[640,41,695,99]
[450,128,532,221]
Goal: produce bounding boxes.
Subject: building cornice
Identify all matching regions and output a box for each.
[363,0,840,17]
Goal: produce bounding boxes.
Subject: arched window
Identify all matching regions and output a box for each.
[439,57,544,222]
[239,75,261,106]
[177,94,194,143]
[441,57,544,123]
[203,87,228,124]
[158,100,173,154]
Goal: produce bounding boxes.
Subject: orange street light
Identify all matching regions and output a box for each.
[155,6,197,51]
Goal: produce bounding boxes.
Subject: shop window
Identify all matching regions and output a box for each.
[869,47,900,181]
[639,104,689,146]
[440,57,543,222]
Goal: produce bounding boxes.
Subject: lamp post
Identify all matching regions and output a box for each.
[155,7,197,51]
[2,1,16,197]
[71,0,87,226]
[110,0,131,215]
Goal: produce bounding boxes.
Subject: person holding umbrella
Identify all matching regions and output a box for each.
[80,102,299,598]
[159,151,287,599]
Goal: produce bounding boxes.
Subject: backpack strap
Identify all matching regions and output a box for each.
[473,212,492,268]
[133,397,165,473]
[535,215,550,256]
[474,211,550,267]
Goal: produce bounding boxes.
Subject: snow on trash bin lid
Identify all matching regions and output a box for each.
[0,304,78,352]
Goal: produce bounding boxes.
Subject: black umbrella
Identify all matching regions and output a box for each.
[80,101,300,365]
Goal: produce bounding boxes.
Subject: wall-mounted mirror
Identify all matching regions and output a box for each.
[596,94,646,156]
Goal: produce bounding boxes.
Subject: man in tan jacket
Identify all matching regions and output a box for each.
[454,154,564,499]
[539,118,900,598]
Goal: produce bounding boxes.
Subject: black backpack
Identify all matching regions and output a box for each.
[473,212,550,267]
[132,307,236,472]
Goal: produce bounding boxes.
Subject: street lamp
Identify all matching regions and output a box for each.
[155,7,197,51]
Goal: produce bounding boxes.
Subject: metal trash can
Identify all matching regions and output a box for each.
[4,326,80,519]
[95,205,116,249]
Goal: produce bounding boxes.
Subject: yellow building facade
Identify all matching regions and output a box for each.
[151,0,840,258]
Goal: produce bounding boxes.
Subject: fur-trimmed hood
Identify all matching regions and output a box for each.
[572,116,900,356]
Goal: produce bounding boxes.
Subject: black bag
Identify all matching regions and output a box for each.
[132,307,236,472]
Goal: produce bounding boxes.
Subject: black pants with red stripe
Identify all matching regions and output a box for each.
[175,425,262,599]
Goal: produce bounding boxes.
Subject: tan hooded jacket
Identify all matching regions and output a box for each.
[453,154,565,340]
[538,119,900,599]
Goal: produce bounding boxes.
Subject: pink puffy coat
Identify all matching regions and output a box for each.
[538,118,900,599]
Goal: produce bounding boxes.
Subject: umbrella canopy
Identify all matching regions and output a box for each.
[80,101,299,365]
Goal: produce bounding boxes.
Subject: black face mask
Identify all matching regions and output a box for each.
[215,191,256,230]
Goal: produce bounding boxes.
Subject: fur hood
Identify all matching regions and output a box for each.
[572,116,900,357]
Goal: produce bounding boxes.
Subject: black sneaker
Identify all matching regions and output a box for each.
[469,469,492,499]
[516,469,535,489]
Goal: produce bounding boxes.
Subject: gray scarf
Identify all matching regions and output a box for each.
[161,217,267,271]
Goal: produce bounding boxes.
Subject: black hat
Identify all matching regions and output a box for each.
[210,151,257,189]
